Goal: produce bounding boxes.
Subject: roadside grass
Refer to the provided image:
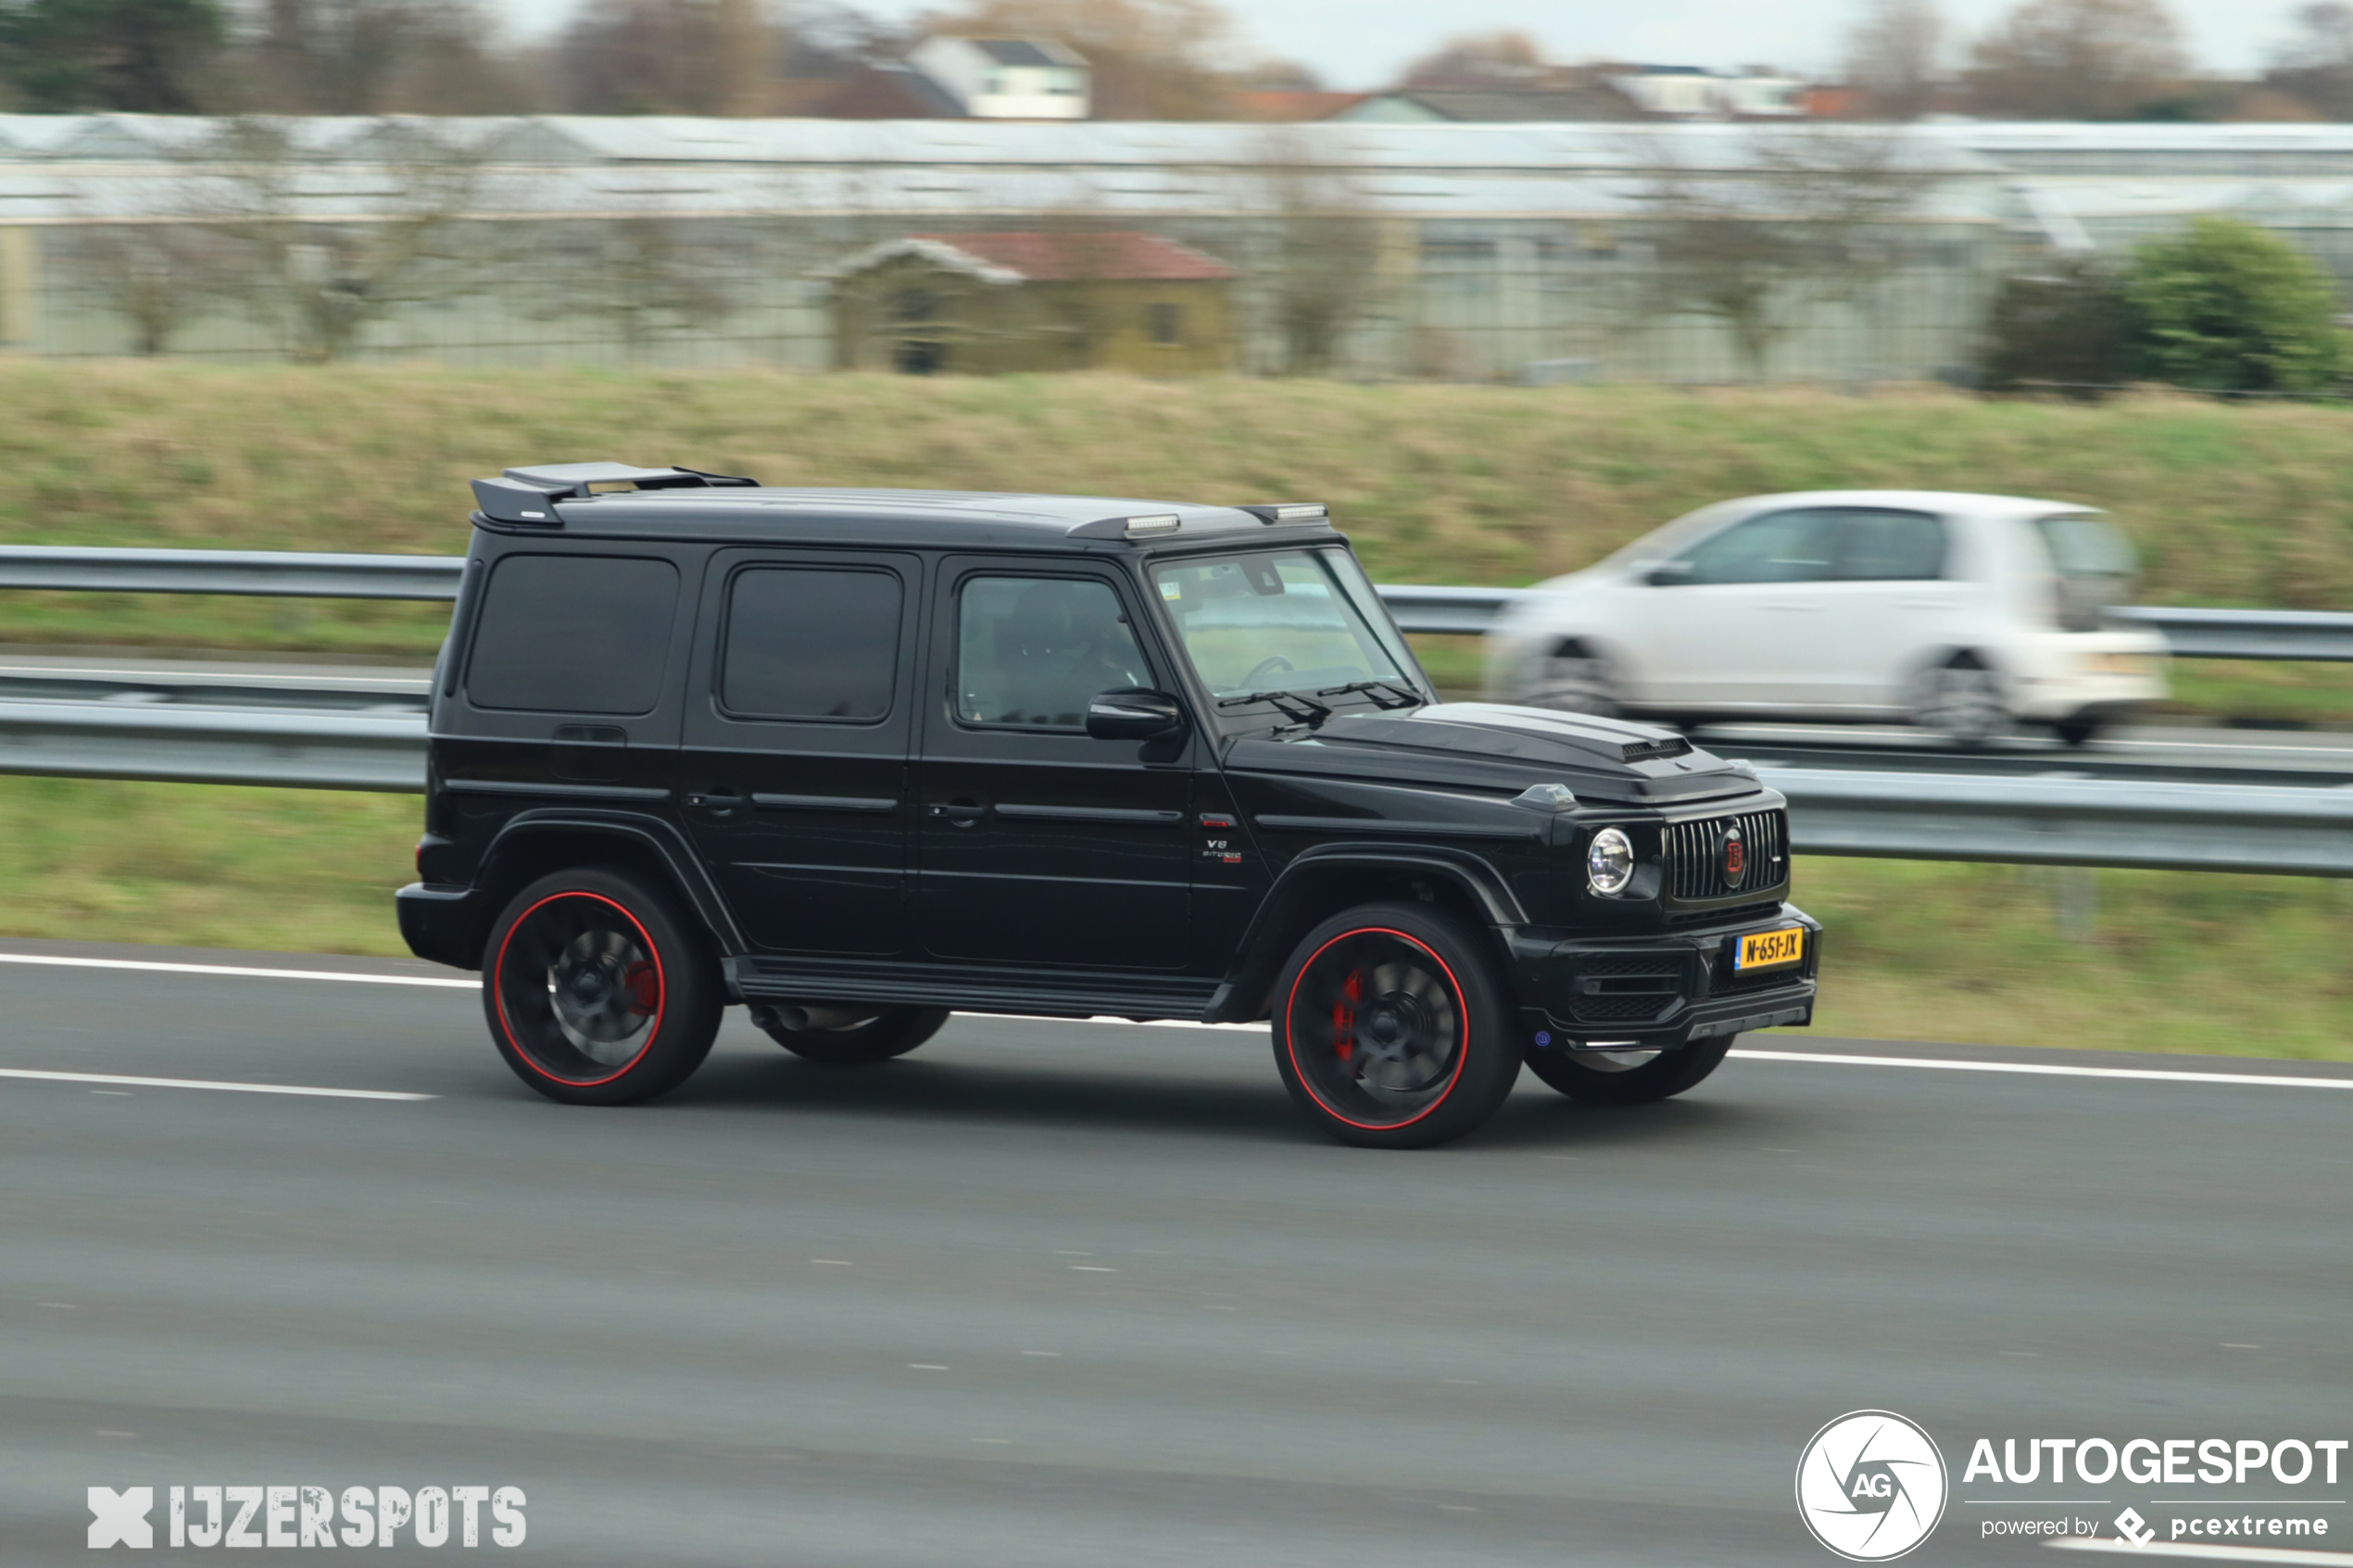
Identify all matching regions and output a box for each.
[3,363,2351,608]
[2,774,2345,1062]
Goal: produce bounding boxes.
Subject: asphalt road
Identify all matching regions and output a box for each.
[2,940,2348,1566]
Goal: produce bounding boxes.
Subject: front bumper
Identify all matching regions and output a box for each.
[396,882,482,971]
[1506,905,1822,1048]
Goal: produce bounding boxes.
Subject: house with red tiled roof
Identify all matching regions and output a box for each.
[827,231,1239,375]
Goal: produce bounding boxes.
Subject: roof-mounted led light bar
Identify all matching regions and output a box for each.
[1123,514,1182,538]
[1235,502,1329,525]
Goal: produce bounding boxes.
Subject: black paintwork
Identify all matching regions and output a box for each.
[397,483,1818,1048]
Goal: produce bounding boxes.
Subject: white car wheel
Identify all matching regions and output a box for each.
[1516,646,1618,716]
[1913,659,2008,745]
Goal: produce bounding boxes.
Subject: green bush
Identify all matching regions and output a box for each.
[2121,217,2348,393]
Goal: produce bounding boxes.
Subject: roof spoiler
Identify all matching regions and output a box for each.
[470,463,759,525]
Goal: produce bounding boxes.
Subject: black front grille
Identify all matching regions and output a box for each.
[1663,809,1788,903]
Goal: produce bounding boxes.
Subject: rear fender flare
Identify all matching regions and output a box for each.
[479,809,747,958]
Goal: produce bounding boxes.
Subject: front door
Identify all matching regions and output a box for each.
[1631,507,1842,709]
[679,551,922,957]
[913,561,1192,972]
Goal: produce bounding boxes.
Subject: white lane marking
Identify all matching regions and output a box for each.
[2051,1540,2353,1564]
[0,1067,433,1101]
[0,953,473,988]
[1730,1048,2353,1091]
[6,949,2348,1093]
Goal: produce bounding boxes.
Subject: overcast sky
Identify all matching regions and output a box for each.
[491,0,2309,88]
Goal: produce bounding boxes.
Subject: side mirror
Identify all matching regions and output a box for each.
[1086,688,1186,742]
[1645,560,1694,587]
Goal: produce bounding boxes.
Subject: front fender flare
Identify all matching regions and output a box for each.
[1203,843,1527,1023]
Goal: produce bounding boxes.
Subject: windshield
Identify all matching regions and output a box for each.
[1151,548,1422,713]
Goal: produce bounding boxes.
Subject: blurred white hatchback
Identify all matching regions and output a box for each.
[1483,491,2169,745]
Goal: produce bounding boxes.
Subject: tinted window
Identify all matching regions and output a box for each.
[1667,510,1837,585]
[1835,510,1946,581]
[720,568,901,721]
[957,577,1150,729]
[468,555,678,715]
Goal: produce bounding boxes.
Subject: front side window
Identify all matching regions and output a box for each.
[1665,509,1837,586]
[468,554,678,715]
[956,576,1151,729]
[1152,549,1416,700]
[720,567,901,721]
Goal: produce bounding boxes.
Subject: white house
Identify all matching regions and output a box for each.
[904,38,1089,120]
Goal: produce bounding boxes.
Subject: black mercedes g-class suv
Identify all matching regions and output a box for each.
[399,463,1819,1148]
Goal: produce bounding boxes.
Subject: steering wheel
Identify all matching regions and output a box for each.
[1237,655,1295,690]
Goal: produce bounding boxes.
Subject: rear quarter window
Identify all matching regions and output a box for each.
[466,554,680,715]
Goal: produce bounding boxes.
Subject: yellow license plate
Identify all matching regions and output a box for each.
[1737,927,1806,972]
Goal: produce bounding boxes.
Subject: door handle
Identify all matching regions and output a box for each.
[686,788,746,817]
[928,799,988,825]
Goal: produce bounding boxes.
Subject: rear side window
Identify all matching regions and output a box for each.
[720,567,902,721]
[1834,510,1946,581]
[467,554,679,715]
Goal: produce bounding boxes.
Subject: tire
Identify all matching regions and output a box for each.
[1523,1037,1733,1106]
[1912,656,2009,746]
[757,1006,949,1066]
[481,867,724,1106]
[1270,901,1523,1149]
[2055,716,2100,746]
[1514,644,1619,717]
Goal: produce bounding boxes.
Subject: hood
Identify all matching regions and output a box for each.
[1226,702,1760,805]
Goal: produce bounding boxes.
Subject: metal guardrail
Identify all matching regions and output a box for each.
[0,700,425,792]
[1374,583,2353,662]
[0,546,464,600]
[0,699,2344,875]
[5,546,2347,661]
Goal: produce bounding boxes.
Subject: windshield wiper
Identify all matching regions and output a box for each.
[1317,679,1425,711]
[1215,688,1333,729]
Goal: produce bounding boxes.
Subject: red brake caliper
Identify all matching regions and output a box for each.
[623,960,661,1018]
[1331,968,1363,1067]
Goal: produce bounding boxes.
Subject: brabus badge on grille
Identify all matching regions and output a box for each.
[1721,825,1746,887]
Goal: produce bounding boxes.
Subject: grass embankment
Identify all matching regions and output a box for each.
[5,775,2347,1060]
[2,367,2350,1055]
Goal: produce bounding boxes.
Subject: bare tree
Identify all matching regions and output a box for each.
[1844,0,1945,119]
[1399,30,1550,90]
[59,222,238,354]
[1629,125,1935,381]
[1243,129,1384,375]
[232,0,517,113]
[559,0,778,114]
[1966,0,2190,119]
[534,215,743,362]
[2264,3,2353,119]
[196,118,491,362]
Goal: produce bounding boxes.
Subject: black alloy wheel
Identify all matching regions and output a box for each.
[757,1006,950,1065]
[482,868,723,1106]
[1271,902,1522,1149]
[1522,1037,1733,1105]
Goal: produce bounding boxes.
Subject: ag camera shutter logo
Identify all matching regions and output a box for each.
[1796,1410,1949,1561]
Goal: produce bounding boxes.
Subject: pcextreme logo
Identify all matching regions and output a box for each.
[1795,1411,1951,1562]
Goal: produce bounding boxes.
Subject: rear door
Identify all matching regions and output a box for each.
[678,551,922,957]
[912,558,1193,972]
[438,546,695,817]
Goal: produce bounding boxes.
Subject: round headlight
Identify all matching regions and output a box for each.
[1587,826,1635,897]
